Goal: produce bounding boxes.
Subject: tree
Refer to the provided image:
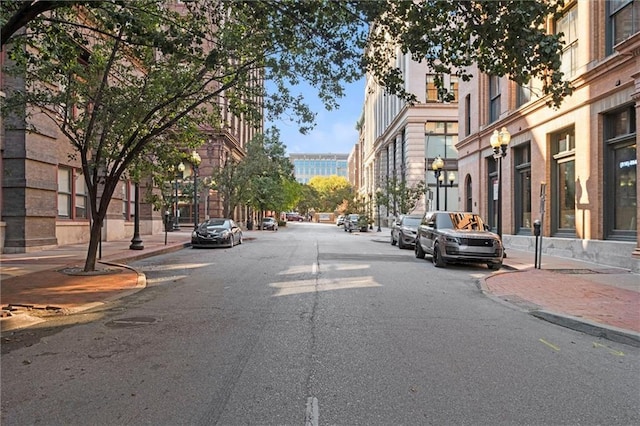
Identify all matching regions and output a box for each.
[210,157,249,220]
[296,184,321,217]
[307,175,352,213]
[378,177,426,217]
[243,128,294,224]
[1,1,572,270]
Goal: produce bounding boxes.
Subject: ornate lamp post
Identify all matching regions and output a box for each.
[431,155,444,210]
[376,187,382,232]
[129,181,144,250]
[173,162,185,231]
[189,150,202,228]
[490,127,511,239]
[443,171,455,211]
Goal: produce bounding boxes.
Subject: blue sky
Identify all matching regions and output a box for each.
[267,80,365,155]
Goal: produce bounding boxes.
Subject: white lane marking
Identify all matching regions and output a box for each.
[305,397,319,426]
[312,262,318,275]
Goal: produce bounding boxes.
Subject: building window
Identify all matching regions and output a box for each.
[556,4,578,79]
[551,127,576,235]
[425,121,459,160]
[489,75,500,122]
[465,175,473,212]
[75,174,87,219]
[516,81,533,108]
[58,167,87,219]
[122,180,135,221]
[58,168,72,218]
[608,0,639,52]
[514,144,532,232]
[464,94,471,137]
[426,74,440,102]
[604,106,637,240]
[449,76,459,102]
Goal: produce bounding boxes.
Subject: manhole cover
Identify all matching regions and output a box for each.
[105,316,158,328]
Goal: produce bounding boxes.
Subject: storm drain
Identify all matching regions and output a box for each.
[105,316,158,328]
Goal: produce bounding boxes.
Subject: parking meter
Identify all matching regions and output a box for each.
[533,220,541,236]
[164,211,170,244]
[533,219,541,268]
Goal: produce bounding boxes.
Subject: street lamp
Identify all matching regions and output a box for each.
[376,187,382,232]
[189,150,202,229]
[443,171,455,211]
[490,127,511,239]
[173,162,185,231]
[129,181,144,250]
[431,155,444,210]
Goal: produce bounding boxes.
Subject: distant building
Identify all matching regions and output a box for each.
[289,153,348,184]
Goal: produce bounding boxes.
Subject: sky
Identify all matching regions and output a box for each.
[266,80,365,156]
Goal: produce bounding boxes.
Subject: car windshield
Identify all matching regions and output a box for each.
[437,213,485,230]
[202,219,229,230]
[402,217,422,227]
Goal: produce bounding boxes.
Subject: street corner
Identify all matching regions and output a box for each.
[1,307,47,332]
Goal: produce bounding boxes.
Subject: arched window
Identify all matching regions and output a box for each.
[465,175,473,212]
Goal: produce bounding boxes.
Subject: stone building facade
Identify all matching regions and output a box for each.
[455,1,639,271]
[360,48,459,226]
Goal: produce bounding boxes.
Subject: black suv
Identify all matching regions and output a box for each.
[414,211,503,269]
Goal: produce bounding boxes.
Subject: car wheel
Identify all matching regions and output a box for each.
[432,242,446,268]
[488,262,501,270]
[414,240,425,259]
[398,235,405,249]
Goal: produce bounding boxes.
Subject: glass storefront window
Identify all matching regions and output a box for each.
[605,106,637,239]
[558,160,576,230]
[614,143,637,231]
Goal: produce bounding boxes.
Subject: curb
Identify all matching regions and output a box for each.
[531,310,640,348]
[103,241,191,264]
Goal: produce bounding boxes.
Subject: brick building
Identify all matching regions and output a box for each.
[455,1,639,270]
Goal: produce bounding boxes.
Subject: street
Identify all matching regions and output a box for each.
[2,222,639,425]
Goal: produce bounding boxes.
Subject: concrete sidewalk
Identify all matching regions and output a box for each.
[1,227,639,347]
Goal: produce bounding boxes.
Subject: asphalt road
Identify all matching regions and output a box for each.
[1,222,639,425]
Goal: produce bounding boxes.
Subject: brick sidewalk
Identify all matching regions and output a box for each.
[484,268,640,333]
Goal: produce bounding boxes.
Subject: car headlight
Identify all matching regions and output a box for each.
[445,236,460,244]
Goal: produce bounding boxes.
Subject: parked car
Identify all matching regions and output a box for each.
[286,212,304,222]
[414,211,503,269]
[262,217,278,231]
[191,218,243,248]
[344,213,359,232]
[344,214,368,232]
[336,215,345,226]
[390,214,422,249]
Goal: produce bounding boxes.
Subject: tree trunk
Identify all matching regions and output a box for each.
[84,215,104,272]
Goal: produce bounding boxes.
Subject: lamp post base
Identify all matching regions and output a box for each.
[129,236,144,250]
